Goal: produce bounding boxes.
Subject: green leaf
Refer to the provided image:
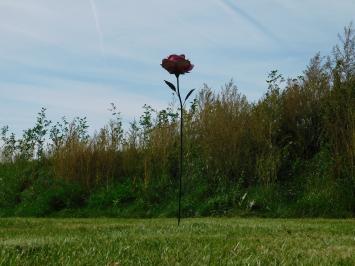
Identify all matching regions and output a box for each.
[164,80,176,92]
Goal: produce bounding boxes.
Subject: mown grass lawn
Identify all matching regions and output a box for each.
[0,218,354,265]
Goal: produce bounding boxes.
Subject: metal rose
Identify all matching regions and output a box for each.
[161,54,195,226]
[161,54,194,76]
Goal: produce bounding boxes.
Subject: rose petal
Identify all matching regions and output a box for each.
[168,54,185,62]
[161,59,176,74]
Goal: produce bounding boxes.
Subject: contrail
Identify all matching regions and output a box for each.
[218,0,284,45]
[89,0,105,55]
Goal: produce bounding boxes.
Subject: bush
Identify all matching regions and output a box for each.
[87,180,136,210]
[15,177,85,217]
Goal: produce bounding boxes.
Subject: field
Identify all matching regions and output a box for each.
[0,218,354,265]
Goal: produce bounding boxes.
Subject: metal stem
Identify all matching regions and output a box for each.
[176,75,183,226]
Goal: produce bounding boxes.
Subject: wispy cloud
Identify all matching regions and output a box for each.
[89,0,105,56]
[218,0,285,46]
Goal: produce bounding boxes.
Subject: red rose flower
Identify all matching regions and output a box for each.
[161,54,194,76]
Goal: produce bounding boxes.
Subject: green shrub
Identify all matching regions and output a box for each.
[15,177,85,217]
[87,180,136,210]
[0,161,37,215]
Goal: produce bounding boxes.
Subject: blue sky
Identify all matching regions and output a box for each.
[1,0,354,136]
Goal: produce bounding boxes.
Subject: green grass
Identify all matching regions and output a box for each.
[0,218,354,265]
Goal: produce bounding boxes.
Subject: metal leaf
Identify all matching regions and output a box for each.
[184,89,195,101]
[164,80,176,92]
